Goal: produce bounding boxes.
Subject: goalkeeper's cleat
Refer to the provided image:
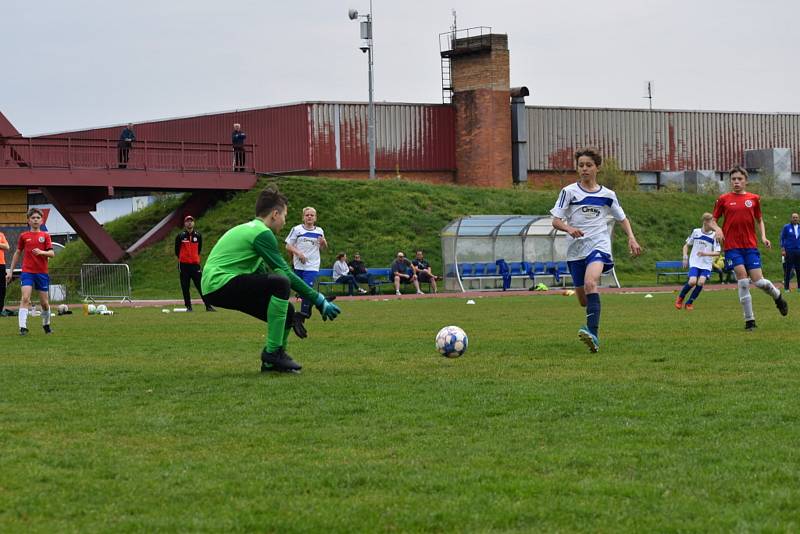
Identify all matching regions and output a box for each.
[685,303,694,311]
[674,296,683,310]
[745,319,757,331]
[19,327,29,336]
[775,296,788,316]
[43,324,52,334]
[261,348,302,373]
[577,326,599,353]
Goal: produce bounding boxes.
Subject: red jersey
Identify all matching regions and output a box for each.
[712,192,762,250]
[0,232,7,265]
[17,230,52,274]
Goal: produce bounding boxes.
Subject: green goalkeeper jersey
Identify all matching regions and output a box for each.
[201,218,320,302]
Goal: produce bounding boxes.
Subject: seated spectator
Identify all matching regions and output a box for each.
[391,251,423,296]
[411,250,438,293]
[333,253,366,296]
[348,252,377,294]
[712,253,735,284]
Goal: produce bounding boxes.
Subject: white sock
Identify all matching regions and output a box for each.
[42,309,51,326]
[738,278,754,321]
[754,278,780,300]
[18,307,28,329]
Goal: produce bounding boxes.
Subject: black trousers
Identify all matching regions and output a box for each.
[203,273,295,328]
[180,263,209,307]
[784,250,800,290]
[118,145,131,168]
[233,147,245,172]
[0,265,5,312]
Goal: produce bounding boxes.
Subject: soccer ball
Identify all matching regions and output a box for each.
[435,325,468,358]
[87,304,97,315]
[96,304,108,313]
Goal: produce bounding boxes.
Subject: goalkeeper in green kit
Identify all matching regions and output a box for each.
[201,186,341,373]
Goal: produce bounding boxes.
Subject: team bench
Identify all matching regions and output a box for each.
[656,261,688,284]
[315,268,394,295]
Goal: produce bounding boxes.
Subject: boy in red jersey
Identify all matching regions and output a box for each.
[5,208,55,335]
[710,166,788,331]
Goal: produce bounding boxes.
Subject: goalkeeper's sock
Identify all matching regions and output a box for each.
[265,297,289,353]
[283,326,291,347]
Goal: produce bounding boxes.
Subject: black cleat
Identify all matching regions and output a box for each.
[43,324,52,335]
[186,306,193,312]
[261,348,302,373]
[775,296,788,316]
[19,327,29,336]
[745,319,757,331]
[205,305,216,312]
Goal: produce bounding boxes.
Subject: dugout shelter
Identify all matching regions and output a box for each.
[440,215,620,292]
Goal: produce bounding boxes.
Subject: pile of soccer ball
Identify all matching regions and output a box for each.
[435,325,468,358]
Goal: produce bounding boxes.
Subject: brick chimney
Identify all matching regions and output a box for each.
[443,33,512,187]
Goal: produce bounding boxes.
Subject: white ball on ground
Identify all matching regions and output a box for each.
[435,325,469,358]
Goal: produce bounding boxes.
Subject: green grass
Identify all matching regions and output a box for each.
[2,290,800,531]
[47,175,800,299]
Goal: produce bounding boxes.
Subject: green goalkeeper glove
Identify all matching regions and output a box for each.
[314,293,341,321]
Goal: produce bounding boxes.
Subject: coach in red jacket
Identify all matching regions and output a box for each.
[175,215,215,312]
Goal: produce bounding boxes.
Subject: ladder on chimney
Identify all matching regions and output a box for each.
[441,56,453,104]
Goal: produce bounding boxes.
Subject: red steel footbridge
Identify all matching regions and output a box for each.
[0,111,257,262]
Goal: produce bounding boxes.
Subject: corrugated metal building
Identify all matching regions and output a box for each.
[526,106,800,173]
[37,102,800,182]
[39,102,456,176]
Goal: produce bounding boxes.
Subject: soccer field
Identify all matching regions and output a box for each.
[2,291,799,532]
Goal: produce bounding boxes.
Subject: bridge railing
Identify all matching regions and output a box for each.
[0,136,256,173]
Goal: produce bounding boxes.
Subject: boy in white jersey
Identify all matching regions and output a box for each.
[285,207,328,322]
[550,149,642,353]
[675,213,720,310]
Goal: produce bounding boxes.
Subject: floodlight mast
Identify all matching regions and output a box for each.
[348,2,376,179]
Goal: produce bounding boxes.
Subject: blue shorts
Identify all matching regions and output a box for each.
[687,267,712,280]
[725,248,761,271]
[567,250,614,288]
[20,272,50,292]
[294,269,319,289]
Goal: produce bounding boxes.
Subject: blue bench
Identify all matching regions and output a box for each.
[527,261,572,287]
[656,261,687,284]
[316,267,393,295]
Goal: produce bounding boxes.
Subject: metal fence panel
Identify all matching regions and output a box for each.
[80,263,132,302]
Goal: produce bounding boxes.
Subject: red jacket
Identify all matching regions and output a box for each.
[175,230,202,264]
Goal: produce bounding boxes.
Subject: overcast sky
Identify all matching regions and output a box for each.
[3,0,798,135]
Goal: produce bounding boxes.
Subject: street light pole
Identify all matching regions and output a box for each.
[367,6,376,180]
[350,3,376,179]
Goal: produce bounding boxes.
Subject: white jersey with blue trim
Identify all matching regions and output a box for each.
[686,227,719,270]
[550,183,627,261]
[285,224,325,271]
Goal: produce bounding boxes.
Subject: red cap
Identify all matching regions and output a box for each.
[184,215,194,221]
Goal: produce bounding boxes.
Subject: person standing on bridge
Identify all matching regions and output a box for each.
[175,215,215,312]
[117,123,136,169]
[232,123,246,172]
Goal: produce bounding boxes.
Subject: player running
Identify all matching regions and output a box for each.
[550,149,642,353]
[675,213,721,310]
[709,166,788,330]
[6,208,55,336]
[201,186,341,373]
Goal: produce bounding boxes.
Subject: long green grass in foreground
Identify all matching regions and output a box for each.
[2,290,799,532]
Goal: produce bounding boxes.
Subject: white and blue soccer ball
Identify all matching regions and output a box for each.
[435,325,468,358]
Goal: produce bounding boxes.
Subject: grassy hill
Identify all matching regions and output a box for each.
[49,176,800,299]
